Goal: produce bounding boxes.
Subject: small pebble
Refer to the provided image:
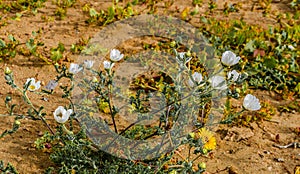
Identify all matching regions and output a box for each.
[268,166,272,171]
[42,97,48,102]
[275,158,284,162]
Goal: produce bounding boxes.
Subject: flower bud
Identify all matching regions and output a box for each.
[14,120,21,125]
[198,162,206,169]
[5,96,12,102]
[186,51,191,57]
[189,132,195,139]
[5,67,12,75]
[92,77,98,83]
[54,62,59,69]
[202,148,208,154]
[169,41,176,48]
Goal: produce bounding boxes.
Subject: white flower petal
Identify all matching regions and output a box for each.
[176,52,192,66]
[69,63,83,74]
[188,79,194,87]
[26,78,35,85]
[287,45,295,50]
[66,109,73,116]
[84,60,94,69]
[26,78,41,91]
[243,94,261,111]
[227,70,240,81]
[45,80,58,90]
[53,106,71,124]
[211,75,227,90]
[103,60,114,69]
[188,72,203,87]
[35,81,41,90]
[110,49,124,62]
[221,51,240,67]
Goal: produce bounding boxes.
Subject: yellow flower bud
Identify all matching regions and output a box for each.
[186,51,191,57]
[169,41,176,48]
[198,162,206,169]
[15,120,21,125]
[189,132,195,139]
[5,67,12,75]
[92,77,98,83]
[202,148,208,154]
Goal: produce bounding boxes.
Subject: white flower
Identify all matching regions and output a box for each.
[84,60,94,69]
[53,106,72,124]
[227,70,240,81]
[110,49,124,62]
[45,80,58,90]
[211,75,227,90]
[25,78,41,91]
[243,94,261,111]
[69,63,83,74]
[176,52,192,65]
[188,72,203,87]
[221,51,240,67]
[287,45,295,50]
[103,60,115,69]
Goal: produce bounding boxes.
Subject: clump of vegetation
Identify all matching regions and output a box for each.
[53,0,77,19]
[0,0,46,14]
[0,0,299,173]
[0,160,18,174]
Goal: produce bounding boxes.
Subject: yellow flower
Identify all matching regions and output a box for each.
[197,128,217,151]
[98,99,110,114]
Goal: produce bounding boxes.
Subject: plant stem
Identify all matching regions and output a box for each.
[108,80,118,134]
[18,87,55,135]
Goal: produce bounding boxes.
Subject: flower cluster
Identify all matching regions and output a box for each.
[221,51,261,111]
[222,51,241,82]
[68,60,94,75]
[103,49,124,70]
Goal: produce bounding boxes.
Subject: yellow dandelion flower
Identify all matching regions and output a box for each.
[197,128,217,151]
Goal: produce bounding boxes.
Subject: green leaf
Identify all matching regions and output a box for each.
[57,42,65,52]
[263,57,277,69]
[107,6,115,20]
[51,50,63,62]
[0,39,6,47]
[200,16,208,24]
[8,35,16,42]
[244,40,255,52]
[89,8,98,17]
[294,83,300,95]
[289,56,299,72]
